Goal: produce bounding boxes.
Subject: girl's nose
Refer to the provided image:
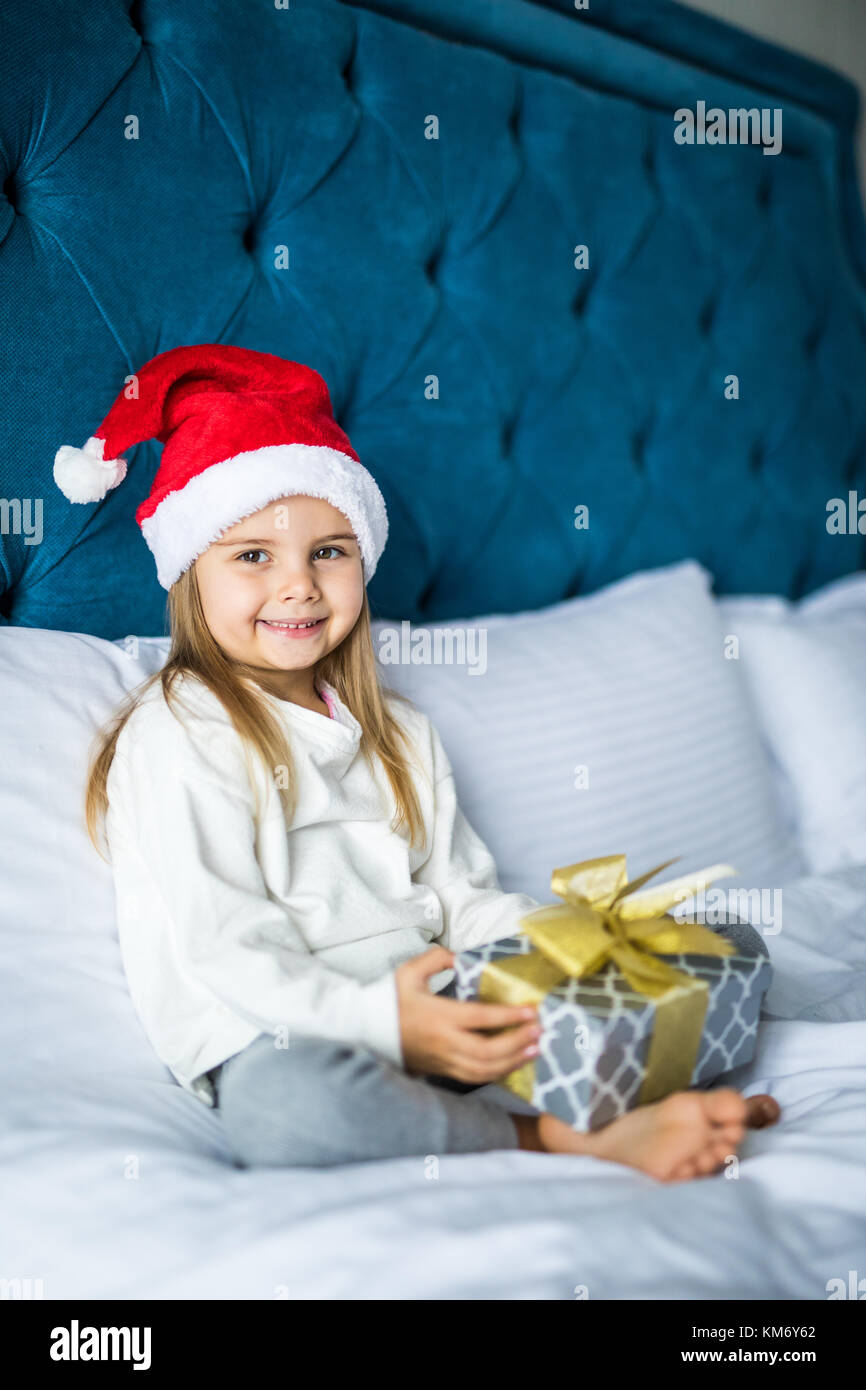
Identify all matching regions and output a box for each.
[274,568,322,598]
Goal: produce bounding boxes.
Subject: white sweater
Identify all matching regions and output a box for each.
[104,672,542,1108]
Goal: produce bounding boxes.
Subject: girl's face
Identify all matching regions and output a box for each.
[193,494,365,697]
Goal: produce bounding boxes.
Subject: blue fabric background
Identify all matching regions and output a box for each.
[1,0,864,637]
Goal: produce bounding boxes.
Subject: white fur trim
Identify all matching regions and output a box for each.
[139,444,389,589]
[53,435,127,504]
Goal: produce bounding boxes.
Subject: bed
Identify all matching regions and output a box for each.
[2,0,865,1301]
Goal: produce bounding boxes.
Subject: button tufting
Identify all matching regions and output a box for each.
[631,429,647,468]
[748,440,765,474]
[341,37,357,86]
[129,0,143,35]
[756,174,771,208]
[501,418,516,453]
[2,170,17,209]
[802,319,823,357]
[698,294,717,335]
[242,221,257,254]
[642,145,658,194]
[792,556,811,600]
[572,281,590,315]
[425,246,443,280]
[844,449,861,483]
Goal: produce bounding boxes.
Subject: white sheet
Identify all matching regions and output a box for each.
[2,861,865,1299]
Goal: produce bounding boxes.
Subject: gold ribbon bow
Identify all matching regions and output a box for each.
[478,854,738,1108]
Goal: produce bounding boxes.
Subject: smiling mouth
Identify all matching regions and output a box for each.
[257,617,326,636]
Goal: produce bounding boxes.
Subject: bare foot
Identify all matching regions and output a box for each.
[515,1090,780,1182]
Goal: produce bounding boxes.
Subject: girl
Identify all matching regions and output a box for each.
[55,343,780,1181]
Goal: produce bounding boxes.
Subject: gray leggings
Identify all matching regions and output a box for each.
[208,979,522,1167]
[209,920,767,1169]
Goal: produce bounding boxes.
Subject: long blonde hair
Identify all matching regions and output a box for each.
[84,564,426,863]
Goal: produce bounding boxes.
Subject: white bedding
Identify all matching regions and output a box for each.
[2,860,865,1300]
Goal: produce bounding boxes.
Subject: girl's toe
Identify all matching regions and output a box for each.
[712,1135,739,1166]
[714,1122,744,1150]
[695,1146,721,1175]
[704,1087,748,1127]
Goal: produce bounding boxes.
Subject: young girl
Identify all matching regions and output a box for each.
[55,343,780,1181]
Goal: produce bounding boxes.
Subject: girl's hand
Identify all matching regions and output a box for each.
[395,947,541,1084]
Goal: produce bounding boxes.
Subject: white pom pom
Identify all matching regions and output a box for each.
[53,435,127,504]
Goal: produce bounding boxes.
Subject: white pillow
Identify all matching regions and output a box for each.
[716,572,866,874]
[373,559,806,905]
[716,570,866,625]
[0,627,181,1106]
[797,569,866,619]
[0,627,169,941]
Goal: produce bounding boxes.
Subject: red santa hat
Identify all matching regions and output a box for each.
[53,343,388,590]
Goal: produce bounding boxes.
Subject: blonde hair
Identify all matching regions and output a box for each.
[84,563,426,863]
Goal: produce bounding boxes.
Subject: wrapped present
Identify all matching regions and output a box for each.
[451,854,773,1132]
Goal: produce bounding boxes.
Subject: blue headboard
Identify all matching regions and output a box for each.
[2,0,864,637]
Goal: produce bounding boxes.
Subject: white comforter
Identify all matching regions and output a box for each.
[2,862,865,1300]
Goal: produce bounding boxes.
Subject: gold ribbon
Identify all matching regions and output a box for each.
[477,854,739,1109]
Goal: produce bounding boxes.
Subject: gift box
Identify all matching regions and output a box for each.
[451,854,773,1132]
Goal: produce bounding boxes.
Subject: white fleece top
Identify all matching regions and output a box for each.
[104,671,542,1108]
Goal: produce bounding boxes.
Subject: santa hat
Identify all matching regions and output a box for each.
[53,343,388,589]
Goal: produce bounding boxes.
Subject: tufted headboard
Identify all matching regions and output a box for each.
[2,0,865,638]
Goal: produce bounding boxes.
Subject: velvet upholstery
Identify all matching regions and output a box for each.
[1,0,863,636]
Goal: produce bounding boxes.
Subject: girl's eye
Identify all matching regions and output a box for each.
[235,546,345,564]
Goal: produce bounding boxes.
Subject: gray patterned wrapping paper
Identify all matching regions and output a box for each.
[451,924,773,1132]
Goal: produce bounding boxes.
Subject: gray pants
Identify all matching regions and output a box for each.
[210,920,767,1169]
[209,978,520,1167]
